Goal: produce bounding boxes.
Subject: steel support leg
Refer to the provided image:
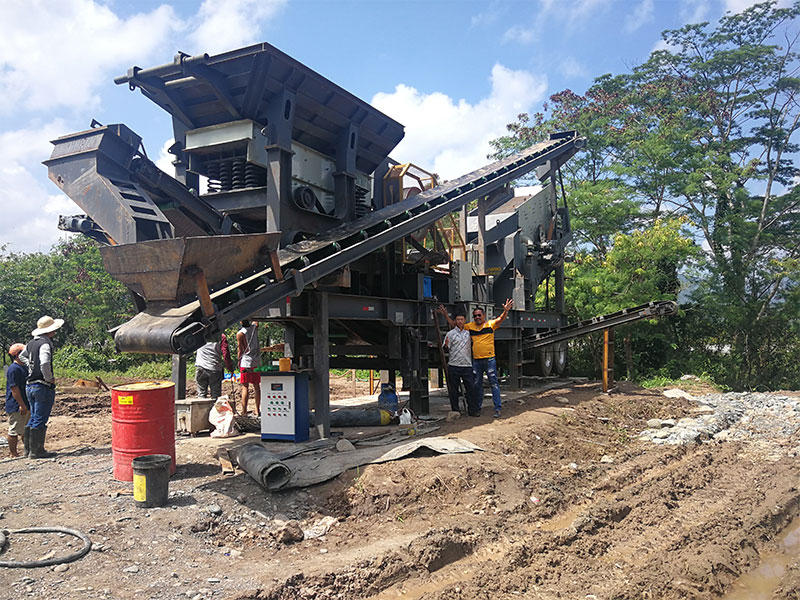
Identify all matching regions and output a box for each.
[409,343,429,415]
[509,337,522,390]
[171,354,186,400]
[603,328,615,393]
[312,292,330,438]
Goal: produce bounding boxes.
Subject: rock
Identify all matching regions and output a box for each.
[235,493,248,504]
[335,438,356,452]
[600,455,615,464]
[229,549,242,558]
[191,595,203,600]
[53,564,69,573]
[273,513,289,526]
[646,418,662,429]
[275,520,304,544]
[446,411,461,422]
[663,388,694,400]
[207,577,221,583]
[190,520,211,533]
[661,419,676,428]
[206,504,222,516]
[680,374,700,381]
[303,515,338,539]
[319,548,328,554]
[652,429,671,439]
[567,462,579,471]
[122,565,140,573]
[554,397,570,405]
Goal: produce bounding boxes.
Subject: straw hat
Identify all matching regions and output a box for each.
[9,343,25,357]
[32,315,65,336]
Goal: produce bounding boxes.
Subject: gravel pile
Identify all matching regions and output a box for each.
[639,391,800,453]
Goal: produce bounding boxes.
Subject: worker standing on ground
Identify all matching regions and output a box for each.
[21,315,64,458]
[441,300,513,418]
[237,320,261,416]
[195,332,234,399]
[439,309,480,417]
[5,343,30,457]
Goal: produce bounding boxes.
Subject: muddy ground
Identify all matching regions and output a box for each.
[1,376,799,600]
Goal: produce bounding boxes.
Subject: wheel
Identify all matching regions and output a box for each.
[535,346,553,376]
[553,341,568,376]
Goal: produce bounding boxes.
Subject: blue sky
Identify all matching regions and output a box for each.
[0,0,770,253]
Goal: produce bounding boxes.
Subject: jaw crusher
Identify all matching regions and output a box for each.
[44,42,600,432]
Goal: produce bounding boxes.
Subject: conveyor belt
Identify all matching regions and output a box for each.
[523,301,678,349]
[114,132,585,354]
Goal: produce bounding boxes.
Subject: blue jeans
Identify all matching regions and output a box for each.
[473,357,501,411]
[26,383,56,429]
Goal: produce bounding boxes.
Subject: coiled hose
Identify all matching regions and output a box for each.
[0,526,92,568]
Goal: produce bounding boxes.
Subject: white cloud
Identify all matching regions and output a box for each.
[155,139,177,176]
[502,0,612,46]
[0,121,76,253]
[723,0,793,12]
[652,38,679,54]
[564,0,613,26]
[625,0,655,32]
[680,0,710,23]
[470,0,505,28]
[371,64,547,180]
[560,57,587,79]
[188,0,287,55]
[503,25,537,45]
[0,0,180,114]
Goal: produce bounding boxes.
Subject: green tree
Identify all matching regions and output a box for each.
[492,0,800,389]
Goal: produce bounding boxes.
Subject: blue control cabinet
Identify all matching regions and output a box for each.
[259,372,310,442]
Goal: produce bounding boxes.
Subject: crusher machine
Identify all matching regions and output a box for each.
[44,43,675,435]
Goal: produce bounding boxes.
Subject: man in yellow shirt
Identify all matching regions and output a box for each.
[439,298,513,418]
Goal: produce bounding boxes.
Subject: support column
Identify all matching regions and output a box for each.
[409,341,430,415]
[555,264,566,320]
[312,292,330,438]
[509,337,522,391]
[603,328,615,393]
[476,197,487,276]
[171,354,186,400]
[265,146,291,233]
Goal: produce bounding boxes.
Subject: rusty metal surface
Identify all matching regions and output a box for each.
[100,232,280,303]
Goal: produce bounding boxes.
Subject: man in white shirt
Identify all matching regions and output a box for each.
[440,308,480,417]
[237,320,261,416]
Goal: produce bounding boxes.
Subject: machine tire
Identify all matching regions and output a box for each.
[553,341,568,376]
[535,346,553,376]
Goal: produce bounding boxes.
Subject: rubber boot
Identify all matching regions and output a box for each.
[29,427,56,459]
[23,427,31,458]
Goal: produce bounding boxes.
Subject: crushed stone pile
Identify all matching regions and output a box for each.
[639,392,800,457]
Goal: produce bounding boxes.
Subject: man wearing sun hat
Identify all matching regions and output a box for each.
[20,315,64,459]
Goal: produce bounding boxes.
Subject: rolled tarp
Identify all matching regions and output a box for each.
[235,444,292,490]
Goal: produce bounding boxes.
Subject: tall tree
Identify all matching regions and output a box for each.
[491,1,800,388]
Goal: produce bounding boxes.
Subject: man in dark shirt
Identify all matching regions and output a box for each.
[5,343,30,457]
[21,315,64,459]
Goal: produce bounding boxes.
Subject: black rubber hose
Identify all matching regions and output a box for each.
[0,526,92,568]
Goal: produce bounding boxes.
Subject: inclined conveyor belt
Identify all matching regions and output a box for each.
[113,132,585,355]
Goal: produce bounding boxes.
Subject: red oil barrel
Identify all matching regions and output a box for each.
[111,381,176,481]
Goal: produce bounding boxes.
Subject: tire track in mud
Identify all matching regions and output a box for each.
[247,440,800,600]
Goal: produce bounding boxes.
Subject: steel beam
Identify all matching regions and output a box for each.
[312,292,330,438]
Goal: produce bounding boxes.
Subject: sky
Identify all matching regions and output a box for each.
[0,0,774,253]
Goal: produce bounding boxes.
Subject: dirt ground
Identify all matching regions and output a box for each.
[1,376,799,600]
